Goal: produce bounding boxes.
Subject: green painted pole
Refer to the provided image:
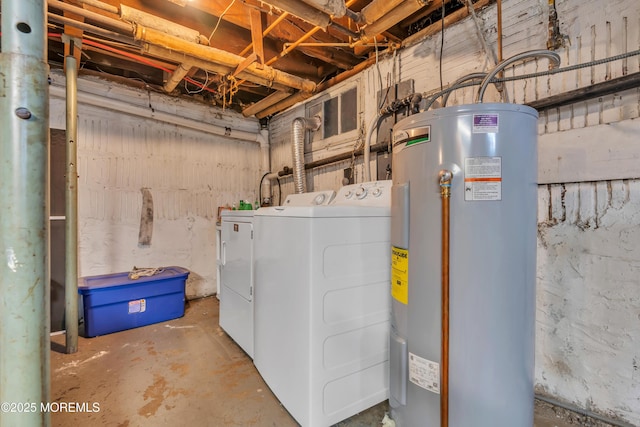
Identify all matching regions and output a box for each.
[0,0,51,425]
[65,53,79,354]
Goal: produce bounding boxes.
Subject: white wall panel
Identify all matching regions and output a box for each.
[50,72,261,298]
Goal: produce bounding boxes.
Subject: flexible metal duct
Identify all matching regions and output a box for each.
[292,116,321,194]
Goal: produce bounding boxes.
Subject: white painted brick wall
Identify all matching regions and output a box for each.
[50,71,261,298]
[537,180,640,424]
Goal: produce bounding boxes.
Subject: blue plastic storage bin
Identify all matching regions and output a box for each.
[78,266,189,337]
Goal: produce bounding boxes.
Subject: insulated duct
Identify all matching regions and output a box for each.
[299,0,347,17]
[292,116,321,194]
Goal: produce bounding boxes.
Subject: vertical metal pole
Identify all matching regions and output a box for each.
[65,53,79,354]
[0,0,51,425]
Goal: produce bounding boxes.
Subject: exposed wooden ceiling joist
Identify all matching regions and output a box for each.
[31,0,492,117]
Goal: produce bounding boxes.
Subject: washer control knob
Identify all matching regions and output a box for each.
[355,187,367,199]
[344,190,353,199]
[371,187,382,197]
[313,194,326,205]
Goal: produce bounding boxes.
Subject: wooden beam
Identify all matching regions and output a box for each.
[242,89,293,117]
[233,52,258,77]
[248,7,264,68]
[62,2,84,70]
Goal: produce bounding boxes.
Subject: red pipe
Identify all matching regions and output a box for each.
[44,32,216,93]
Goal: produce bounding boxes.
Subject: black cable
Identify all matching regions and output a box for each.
[259,171,270,206]
[277,177,282,206]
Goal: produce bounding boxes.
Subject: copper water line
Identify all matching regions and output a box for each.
[439,169,453,427]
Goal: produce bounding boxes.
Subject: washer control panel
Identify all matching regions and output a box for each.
[283,190,336,206]
[333,180,392,207]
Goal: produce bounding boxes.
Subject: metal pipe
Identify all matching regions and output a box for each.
[304,142,388,170]
[65,53,79,354]
[265,0,358,67]
[360,0,405,26]
[135,25,317,93]
[254,50,377,118]
[239,11,290,57]
[120,4,203,44]
[442,73,486,107]
[438,169,453,427]
[419,72,488,110]
[49,83,261,142]
[47,12,135,45]
[0,0,51,425]
[76,0,119,15]
[535,395,637,427]
[527,71,640,112]
[362,0,427,38]
[144,45,294,93]
[476,50,561,102]
[364,113,384,181]
[299,0,347,17]
[260,0,332,28]
[163,62,195,93]
[496,0,503,64]
[47,0,133,33]
[291,116,321,193]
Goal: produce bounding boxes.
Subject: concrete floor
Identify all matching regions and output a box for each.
[50,296,614,427]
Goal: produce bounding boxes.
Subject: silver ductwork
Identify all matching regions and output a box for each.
[292,116,321,194]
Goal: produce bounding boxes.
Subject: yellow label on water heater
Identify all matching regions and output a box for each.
[391,246,409,304]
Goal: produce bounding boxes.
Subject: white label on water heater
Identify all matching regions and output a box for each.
[408,352,440,394]
[464,157,502,201]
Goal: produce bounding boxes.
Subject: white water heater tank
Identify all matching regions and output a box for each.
[389,103,538,426]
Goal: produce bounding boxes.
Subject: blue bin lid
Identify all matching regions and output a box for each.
[78,266,189,293]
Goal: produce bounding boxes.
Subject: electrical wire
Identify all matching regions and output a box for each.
[259,171,270,206]
[208,0,237,44]
[421,48,640,107]
[46,32,217,94]
[184,70,210,94]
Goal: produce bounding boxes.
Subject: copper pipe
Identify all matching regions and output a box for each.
[239,11,290,57]
[439,169,453,427]
[134,25,316,92]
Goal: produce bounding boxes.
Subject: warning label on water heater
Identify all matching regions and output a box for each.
[464,157,502,201]
[409,352,440,394]
[391,246,409,305]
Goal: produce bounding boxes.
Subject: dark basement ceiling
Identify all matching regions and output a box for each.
[2,0,490,117]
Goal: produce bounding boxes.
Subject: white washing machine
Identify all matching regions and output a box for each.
[219,190,336,359]
[253,181,392,427]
